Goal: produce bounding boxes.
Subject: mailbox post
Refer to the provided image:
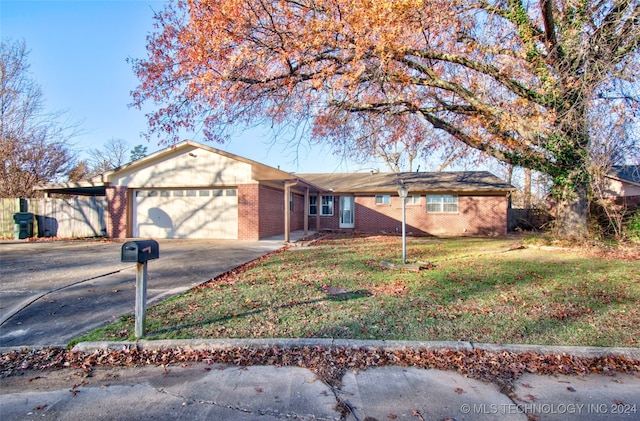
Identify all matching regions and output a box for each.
[121,240,159,338]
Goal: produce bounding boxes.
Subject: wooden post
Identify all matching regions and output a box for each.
[284,184,290,243]
[284,181,298,242]
[304,187,309,236]
[316,193,321,233]
[135,262,148,338]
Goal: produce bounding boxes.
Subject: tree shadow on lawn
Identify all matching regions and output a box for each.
[145,289,373,338]
[145,247,638,346]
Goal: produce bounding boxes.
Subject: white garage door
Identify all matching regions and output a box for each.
[133,188,238,239]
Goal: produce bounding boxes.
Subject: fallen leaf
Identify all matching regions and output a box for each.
[454,387,464,394]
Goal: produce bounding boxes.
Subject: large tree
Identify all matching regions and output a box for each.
[131,0,639,239]
[1,39,77,198]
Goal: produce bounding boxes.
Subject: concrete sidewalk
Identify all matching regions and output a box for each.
[1,339,639,420]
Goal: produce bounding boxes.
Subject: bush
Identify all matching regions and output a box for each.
[623,209,640,242]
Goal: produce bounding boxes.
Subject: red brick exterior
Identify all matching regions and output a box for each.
[237,184,306,240]
[258,185,284,239]
[314,194,508,236]
[238,184,260,240]
[290,191,306,232]
[107,184,508,240]
[106,186,128,238]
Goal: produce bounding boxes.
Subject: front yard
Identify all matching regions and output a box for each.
[74,234,640,348]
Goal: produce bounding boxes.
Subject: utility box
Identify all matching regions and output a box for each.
[13,212,35,240]
[121,240,159,263]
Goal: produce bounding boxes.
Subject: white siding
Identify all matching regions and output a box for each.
[109,146,254,188]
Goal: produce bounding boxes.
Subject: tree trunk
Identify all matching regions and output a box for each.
[553,184,589,240]
[524,168,532,208]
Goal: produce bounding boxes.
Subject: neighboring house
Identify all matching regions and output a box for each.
[601,165,640,208]
[39,140,514,240]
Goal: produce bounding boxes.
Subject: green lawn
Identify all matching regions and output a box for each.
[73,234,640,348]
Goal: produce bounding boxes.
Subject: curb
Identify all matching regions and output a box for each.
[66,339,640,360]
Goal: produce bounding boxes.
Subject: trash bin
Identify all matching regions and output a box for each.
[13,212,35,239]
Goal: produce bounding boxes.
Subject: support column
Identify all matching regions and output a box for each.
[304,188,309,235]
[284,181,297,242]
[316,193,321,233]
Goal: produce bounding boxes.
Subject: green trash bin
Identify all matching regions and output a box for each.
[13,212,35,239]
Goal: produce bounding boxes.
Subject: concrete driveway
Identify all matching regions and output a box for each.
[0,239,284,348]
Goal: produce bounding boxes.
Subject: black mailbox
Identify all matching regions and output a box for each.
[121,240,159,263]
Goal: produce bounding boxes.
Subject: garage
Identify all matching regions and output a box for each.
[133,188,238,239]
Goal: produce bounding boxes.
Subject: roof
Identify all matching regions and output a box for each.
[296,171,514,194]
[37,140,306,195]
[608,165,640,186]
[37,140,513,196]
[35,180,106,196]
[101,140,298,183]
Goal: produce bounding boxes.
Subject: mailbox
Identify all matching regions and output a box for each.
[121,240,159,263]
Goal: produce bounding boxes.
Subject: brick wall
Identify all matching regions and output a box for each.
[106,186,128,238]
[340,194,509,236]
[258,185,285,239]
[290,192,306,231]
[238,184,260,240]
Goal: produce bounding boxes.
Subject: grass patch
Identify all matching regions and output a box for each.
[71,234,640,348]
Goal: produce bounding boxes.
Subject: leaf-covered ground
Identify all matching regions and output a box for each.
[2,345,639,388]
[74,234,640,348]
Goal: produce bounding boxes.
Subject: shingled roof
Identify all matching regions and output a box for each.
[609,165,640,186]
[296,171,514,194]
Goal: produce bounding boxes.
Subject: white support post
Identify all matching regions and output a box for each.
[135,262,148,338]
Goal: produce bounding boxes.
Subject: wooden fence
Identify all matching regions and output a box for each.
[0,197,107,239]
[508,207,552,231]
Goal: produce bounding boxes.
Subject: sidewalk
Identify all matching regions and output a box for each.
[1,339,639,420]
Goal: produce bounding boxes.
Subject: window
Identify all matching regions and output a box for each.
[375,194,391,205]
[226,189,237,197]
[309,195,334,216]
[427,195,458,213]
[321,195,334,215]
[186,190,197,197]
[309,196,318,215]
[407,194,421,205]
[199,190,210,197]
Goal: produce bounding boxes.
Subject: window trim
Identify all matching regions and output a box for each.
[406,194,421,205]
[309,195,334,216]
[426,194,458,213]
[375,194,391,205]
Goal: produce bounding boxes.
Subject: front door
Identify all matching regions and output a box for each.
[339,196,355,228]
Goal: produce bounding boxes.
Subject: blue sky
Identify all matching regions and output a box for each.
[1,0,362,173]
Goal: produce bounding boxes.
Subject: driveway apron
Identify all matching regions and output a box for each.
[0,239,283,348]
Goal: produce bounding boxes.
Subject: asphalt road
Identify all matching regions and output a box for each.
[0,239,284,348]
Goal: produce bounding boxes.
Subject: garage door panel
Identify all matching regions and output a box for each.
[134,189,237,239]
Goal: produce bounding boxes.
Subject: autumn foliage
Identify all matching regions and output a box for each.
[131,0,639,238]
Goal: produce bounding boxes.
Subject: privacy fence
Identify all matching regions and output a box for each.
[0,197,107,239]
